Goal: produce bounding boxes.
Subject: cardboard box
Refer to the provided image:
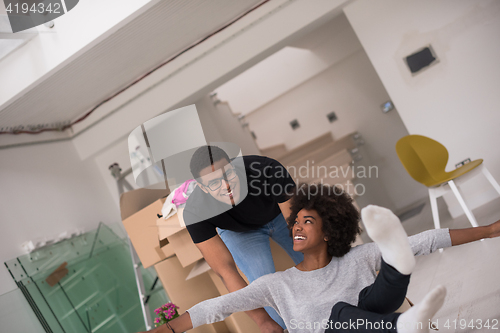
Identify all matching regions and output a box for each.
[156,212,184,241]
[166,228,203,268]
[121,189,232,332]
[156,213,203,268]
[155,256,230,333]
[120,185,203,269]
[186,259,212,280]
[207,270,260,333]
[120,188,168,220]
[120,188,327,333]
[121,189,173,268]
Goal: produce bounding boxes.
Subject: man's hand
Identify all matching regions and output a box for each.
[258,319,285,333]
[278,199,293,221]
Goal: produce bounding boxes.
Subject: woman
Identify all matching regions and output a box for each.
[143,183,500,333]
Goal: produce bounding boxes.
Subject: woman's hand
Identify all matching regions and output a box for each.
[258,319,286,333]
[487,219,500,238]
[137,324,167,333]
[450,219,500,246]
[137,312,192,333]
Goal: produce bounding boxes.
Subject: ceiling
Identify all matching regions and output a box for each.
[0,0,263,132]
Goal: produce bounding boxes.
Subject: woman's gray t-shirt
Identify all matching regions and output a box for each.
[187,228,452,332]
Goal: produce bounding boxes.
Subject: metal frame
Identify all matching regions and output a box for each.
[109,163,152,330]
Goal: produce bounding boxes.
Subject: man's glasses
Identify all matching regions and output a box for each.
[204,168,237,191]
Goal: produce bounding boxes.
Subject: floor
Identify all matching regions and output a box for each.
[408,235,500,332]
[361,196,500,332]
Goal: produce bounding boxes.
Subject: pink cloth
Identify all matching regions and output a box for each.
[172,179,196,207]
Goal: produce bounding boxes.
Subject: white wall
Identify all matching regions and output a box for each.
[344,0,500,217]
[246,48,427,211]
[215,14,363,116]
[93,137,140,208]
[196,96,261,156]
[0,141,119,295]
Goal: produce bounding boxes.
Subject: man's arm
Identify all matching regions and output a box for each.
[449,219,500,246]
[196,236,283,332]
[278,199,292,221]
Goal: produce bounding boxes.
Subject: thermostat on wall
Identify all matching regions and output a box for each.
[326,112,338,123]
[405,45,438,75]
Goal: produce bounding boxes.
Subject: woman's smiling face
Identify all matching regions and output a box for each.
[292,208,328,254]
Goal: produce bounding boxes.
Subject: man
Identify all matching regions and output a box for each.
[183,145,302,332]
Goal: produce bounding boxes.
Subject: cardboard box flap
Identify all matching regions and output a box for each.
[167,229,203,268]
[122,198,167,268]
[157,216,184,240]
[119,188,168,220]
[186,259,212,280]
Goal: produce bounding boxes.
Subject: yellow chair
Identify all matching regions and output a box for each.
[396,135,500,229]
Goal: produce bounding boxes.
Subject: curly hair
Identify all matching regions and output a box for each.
[286,183,361,258]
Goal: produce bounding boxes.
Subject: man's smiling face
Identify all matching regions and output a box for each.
[197,158,241,206]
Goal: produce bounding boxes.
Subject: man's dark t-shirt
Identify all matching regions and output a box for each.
[184,155,296,244]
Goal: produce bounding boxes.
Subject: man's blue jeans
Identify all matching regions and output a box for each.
[217,213,304,329]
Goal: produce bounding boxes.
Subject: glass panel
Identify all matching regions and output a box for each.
[5,229,96,281]
[4,222,164,333]
[140,266,170,325]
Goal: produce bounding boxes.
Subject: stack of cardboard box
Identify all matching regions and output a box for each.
[120,188,295,333]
